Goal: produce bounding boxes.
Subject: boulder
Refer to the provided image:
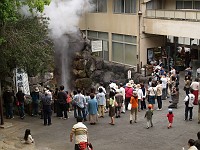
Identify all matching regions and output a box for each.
[75,78,93,89]
[95,58,104,70]
[73,60,85,70]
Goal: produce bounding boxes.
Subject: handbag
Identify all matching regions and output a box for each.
[128,103,131,110]
[183,86,186,91]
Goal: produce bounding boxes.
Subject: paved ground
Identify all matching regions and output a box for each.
[1,73,200,150]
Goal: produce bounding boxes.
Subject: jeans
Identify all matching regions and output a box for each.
[157,96,162,109]
[77,107,86,120]
[74,105,78,118]
[32,102,39,116]
[162,88,167,100]
[18,103,25,118]
[5,103,13,118]
[185,88,190,95]
[185,106,193,120]
[43,105,52,125]
[138,99,141,110]
[115,106,121,117]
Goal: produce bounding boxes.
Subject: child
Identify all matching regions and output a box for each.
[145,104,153,129]
[167,108,174,129]
[24,129,34,144]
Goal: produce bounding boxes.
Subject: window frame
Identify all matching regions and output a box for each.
[113,0,137,14]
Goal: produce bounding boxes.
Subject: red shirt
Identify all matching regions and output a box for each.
[125,87,133,98]
[167,113,174,123]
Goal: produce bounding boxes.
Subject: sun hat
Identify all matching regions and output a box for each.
[126,83,132,88]
[35,87,39,92]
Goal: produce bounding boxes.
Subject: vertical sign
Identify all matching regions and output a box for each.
[16,68,30,95]
[128,70,132,79]
[91,40,102,52]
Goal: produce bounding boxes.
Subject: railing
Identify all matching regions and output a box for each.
[146,9,200,21]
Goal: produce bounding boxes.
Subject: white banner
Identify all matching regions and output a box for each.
[16,68,30,95]
[91,40,102,52]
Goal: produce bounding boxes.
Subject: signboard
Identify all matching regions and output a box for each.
[128,70,132,79]
[91,40,102,52]
[16,68,30,95]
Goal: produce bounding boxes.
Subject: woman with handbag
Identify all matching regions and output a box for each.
[184,75,192,95]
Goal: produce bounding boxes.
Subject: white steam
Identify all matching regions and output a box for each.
[44,0,93,39]
[43,0,94,90]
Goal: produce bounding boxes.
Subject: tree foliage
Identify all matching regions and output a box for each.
[0,0,53,80]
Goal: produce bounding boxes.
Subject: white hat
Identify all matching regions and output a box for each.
[126,83,132,88]
[168,108,173,112]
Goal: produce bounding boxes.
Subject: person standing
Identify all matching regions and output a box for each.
[88,93,98,125]
[125,83,133,111]
[119,83,126,113]
[156,80,163,110]
[184,89,195,121]
[115,89,123,118]
[148,82,157,110]
[184,76,192,95]
[3,86,15,119]
[96,88,106,118]
[145,104,153,129]
[136,84,143,112]
[141,83,147,110]
[16,88,26,119]
[167,108,174,129]
[190,78,199,105]
[70,116,88,150]
[42,90,52,126]
[129,91,138,124]
[57,85,68,119]
[73,89,87,121]
[161,75,167,100]
[109,91,116,125]
[31,87,40,116]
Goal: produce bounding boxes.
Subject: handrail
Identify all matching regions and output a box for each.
[146,9,200,21]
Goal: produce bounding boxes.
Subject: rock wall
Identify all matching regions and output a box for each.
[72,43,149,91]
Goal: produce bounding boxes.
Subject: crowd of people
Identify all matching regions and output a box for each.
[2,64,200,149]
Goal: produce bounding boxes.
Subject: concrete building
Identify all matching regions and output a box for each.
[79,0,200,73]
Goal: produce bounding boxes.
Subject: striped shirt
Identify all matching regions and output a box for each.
[72,122,88,144]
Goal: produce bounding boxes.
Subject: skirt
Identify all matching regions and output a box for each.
[109,106,115,117]
[149,96,155,104]
[193,90,199,105]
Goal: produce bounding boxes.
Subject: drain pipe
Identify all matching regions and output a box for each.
[137,0,142,73]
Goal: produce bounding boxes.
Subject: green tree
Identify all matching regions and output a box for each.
[0,0,53,80]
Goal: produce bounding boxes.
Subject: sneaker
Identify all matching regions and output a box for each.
[198,121,200,124]
[189,119,192,121]
[130,120,132,124]
[146,127,149,129]
[156,108,160,111]
[134,120,137,123]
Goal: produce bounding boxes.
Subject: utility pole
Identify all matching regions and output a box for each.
[0,80,4,125]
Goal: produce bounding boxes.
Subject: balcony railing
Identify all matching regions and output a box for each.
[146,9,200,21]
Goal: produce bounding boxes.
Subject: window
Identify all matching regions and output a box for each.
[92,0,107,13]
[113,0,136,14]
[112,34,137,66]
[87,31,109,61]
[176,0,200,9]
[147,0,163,10]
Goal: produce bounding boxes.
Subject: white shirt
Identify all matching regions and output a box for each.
[190,81,199,91]
[161,77,167,88]
[148,87,157,96]
[25,135,34,144]
[156,84,163,96]
[184,94,195,107]
[120,87,125,100]
[98,86,106,94]
[188,146,198,150]
[72,122,88,144]
[136,88,143,99]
